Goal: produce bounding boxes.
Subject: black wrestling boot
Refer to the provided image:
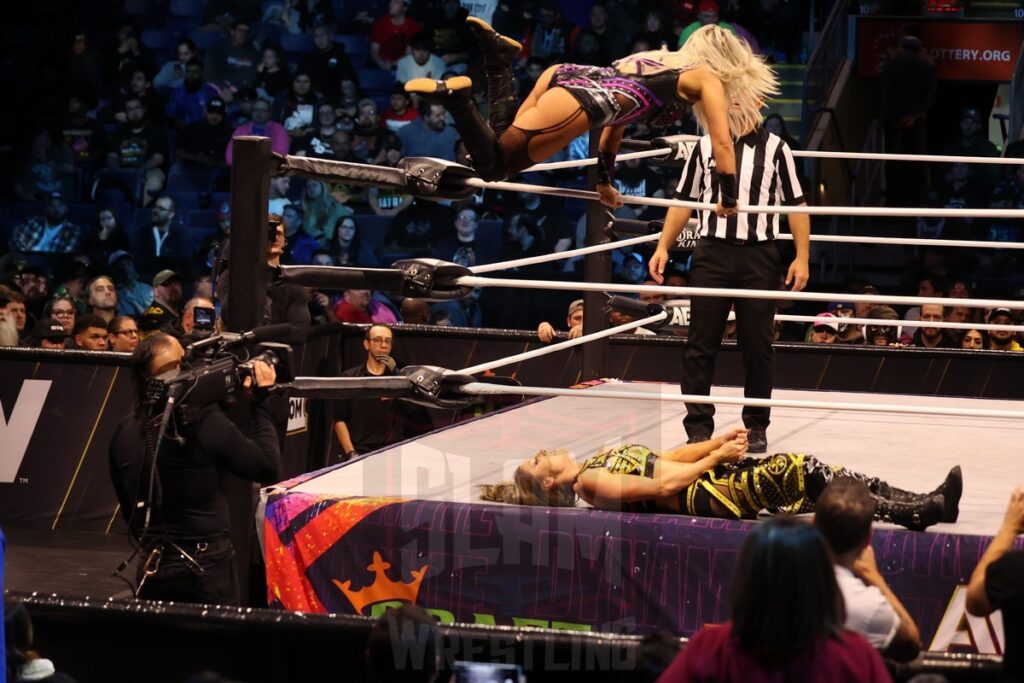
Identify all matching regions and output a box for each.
[872,494,945,532]
[404,77,506,181]
[865,466,962,524]
[466,16,522,136]
[746,428,767,454]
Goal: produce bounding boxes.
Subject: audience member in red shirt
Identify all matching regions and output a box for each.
[333,289,399,324]
[370,0,422,70]
[657,517,893,683]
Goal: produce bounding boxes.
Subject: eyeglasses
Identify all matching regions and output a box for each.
[368,336,393,345]
[114,328,139,337]
[51,309,75,317]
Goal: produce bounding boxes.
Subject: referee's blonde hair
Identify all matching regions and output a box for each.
[617,24,779,140]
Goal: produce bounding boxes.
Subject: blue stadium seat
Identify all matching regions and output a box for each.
[477,218,502,260]
[281,32,315,54]
[166,170,213,194]
[130,206,154,239]
[170,0,205,17]
[166,191,201,216]
[351,214,391,252]
[141,28,181,51]
[67,204,98,230]
[336,34,370,68]
[188,29,228,51]
[357,68,395,97]
[186,210,217,231]
[92,170,144,206]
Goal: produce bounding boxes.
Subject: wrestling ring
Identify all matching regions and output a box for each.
[222,135,1024,659]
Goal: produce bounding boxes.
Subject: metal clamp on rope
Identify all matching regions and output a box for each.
[604,296,668,329]
[392,258,474,301]
[397,157,479,201]
[400,365,478,409]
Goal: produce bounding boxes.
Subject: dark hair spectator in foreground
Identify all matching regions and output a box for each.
[815,479,922,661]
[967,485,1024,683]
[108,315,141,353]
[365,604,440,683]
[656,517,892,681]
[72,313,111,351]
[5,598,78,682]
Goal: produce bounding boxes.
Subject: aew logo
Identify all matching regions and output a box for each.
[930,585,1004,654]
[333,551,428,615]
[0,380,52,483]
[674,228,700,251]
[664,139,696,163]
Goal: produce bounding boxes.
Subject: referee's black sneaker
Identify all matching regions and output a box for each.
[686,431,712,445]
[747,428,768,454]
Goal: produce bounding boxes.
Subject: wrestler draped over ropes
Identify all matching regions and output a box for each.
[406,19,778,211]
[481,430,962,531]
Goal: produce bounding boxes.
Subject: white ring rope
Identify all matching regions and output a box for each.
[773,314,1024,334]
[469,232,659,274]
[454,275,1024,311]
[464,177,1024,219]
[525,134,1024,173]
[459,311,667,376]
[457,383,1024,420]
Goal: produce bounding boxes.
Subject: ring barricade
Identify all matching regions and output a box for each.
[277,259,473,300]
[277,155,478,201]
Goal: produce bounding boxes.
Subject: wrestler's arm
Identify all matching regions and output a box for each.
[659,429,748,463]
[577,452,726,507]
[695,74,736,177]
[596,125,627,208]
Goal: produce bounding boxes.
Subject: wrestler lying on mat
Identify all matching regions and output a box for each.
[480,429,961,531]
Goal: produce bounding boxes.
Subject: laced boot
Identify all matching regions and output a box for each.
[404,77,506,180]
[872,494,945,532]
[866,466,962,523]
[466,16,522,136]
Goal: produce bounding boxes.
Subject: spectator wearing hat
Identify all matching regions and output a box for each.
[85,275,118,325]
[9,193,82,254]
[72,313,110,351]
[173,97,233,175]
[987,308,1022,352]
[395,32,447,84]
[152,270,184,320]
[807,312,839,344]
[617,252,648,285]
[939,107,1000,187]
[371,0,422,71]
[107,315,140,352]
[137,195,185,274]
[226,97,290,165]
[865,305,901,347]
[300,23,357,97]
[108,251,154,317]
[538,299,584,343]
[826,301,862,344]
[33,318,70,349]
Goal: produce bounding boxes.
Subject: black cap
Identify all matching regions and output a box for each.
[988,307,1015,322]
[34,318,70,340]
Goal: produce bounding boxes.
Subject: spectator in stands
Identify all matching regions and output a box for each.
[52,258,90,314]
[84,206,130,257]
[516,190,570,252]
[398,102,459,160]
[198,203,232,271]
[137,195,184,272]
[385,199,450,253]
[72,313,110,350]
[86,275,118,325]
[327,129,359,162]
[254,46,290,101]
[574,2,626,62]
[808,312,839,344]
[274,71,320,141]
[181,296,215,337]
[987,308,1022,352]
[0,289,28,343]
[432,207,488,267]
[206,20,260,92]
[658,516,891,680]
[967,485,1024,683]
[881,25,936,208]
[108,315,141,352]
[961,328,986,350]
[500,212,547,265]
[940,108,1000,187]
[33,318,70,350]
[44,296,77,335]
[61,95,107,173]
[538,299,584,342]
[431,287,482,327]
[301,24,357,98]
[303,179,352,239]
[154,38,199,91]
[395,32,447,84]
[106,96,168,206]
[331,216,379,267]
[152,270,185,321]
[865,305,900,347]
[4,598,79,683]
[334,324,405,458]
[173,97,232,183]
[371,0,423,70]
[108,251,154,317]
[108,22,156,86]
[109,68,166,126]
[13,129,75,202]
[298,102,342,157]
[336,77,363,122]
[631,9,675,51]
[615,252,647,285]
[677,0,735,49]
[194,274,214,301]
[13,266,49,323]
[815,479,923,661]
[910,303,955,348]
[400,297,430,324]
[260,0,302,33]
[381,84,418,133]
[282,204,306,246]
[10,192,81,254]
[334,289,399,324]
[764,114,799,150]
[267,176,293,215]
[225,98,286,163]
[167,59,222,129]
[352,100,389,163]
[526,1,577,61]
[67,31,103,106]
[368,140,413,215]
[226,86,258,127]
[946,304,975,325]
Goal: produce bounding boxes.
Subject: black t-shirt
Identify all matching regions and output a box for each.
[299,46,356,97]
[987,550,1024,681]
[62,117,108,168]
[334,363,401,452]
[178,118,233,160]
[112,120,168,169]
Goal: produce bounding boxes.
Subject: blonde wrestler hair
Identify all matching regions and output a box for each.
[617,24,779,139]
[479,454,577,507]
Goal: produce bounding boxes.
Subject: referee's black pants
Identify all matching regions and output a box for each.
[681,239,780,436]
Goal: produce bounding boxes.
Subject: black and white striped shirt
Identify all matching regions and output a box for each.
[673,128,805,243]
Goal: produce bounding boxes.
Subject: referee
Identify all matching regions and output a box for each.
[649,125,810,453]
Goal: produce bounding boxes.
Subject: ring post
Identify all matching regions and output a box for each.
[581,132,611,380]
[226,136,273,332]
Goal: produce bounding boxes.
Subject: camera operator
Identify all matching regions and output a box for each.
[108,333,281,604]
